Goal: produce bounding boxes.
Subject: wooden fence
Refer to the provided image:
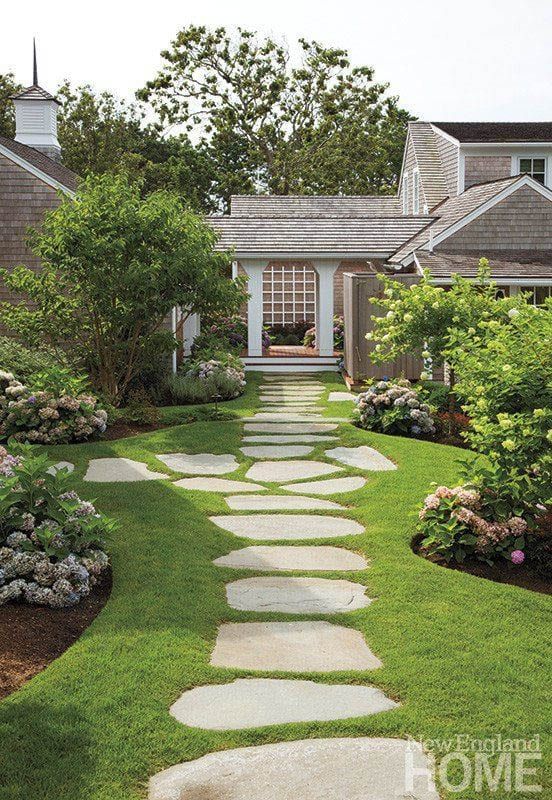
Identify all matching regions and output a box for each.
[343,272,444,384]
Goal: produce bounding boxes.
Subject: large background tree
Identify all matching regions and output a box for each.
[0,72,22,138]
[138,27,413,207]
[0,174,245,403]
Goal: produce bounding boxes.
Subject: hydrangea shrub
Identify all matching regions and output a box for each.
[303,316,344,350]
[0,371,107,445]
[418,484,529,565]
[186,358,246,396]
[0,443,113,608]
[354,379,435,437]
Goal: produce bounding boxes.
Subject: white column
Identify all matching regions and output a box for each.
[182,312,200,356]
[313,261,339,356]
[241,260,266,357]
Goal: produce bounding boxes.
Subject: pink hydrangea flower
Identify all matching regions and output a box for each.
[510,550,525,565]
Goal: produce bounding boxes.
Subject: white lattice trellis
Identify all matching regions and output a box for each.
[262,265,317,324]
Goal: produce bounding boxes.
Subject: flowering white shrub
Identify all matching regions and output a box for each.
[0,443,113,608]
[418,484,530,565]
[0,371,107,444]
[354,379,435,437]
[187,359,245,388]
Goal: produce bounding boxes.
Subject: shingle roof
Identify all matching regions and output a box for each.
[209,215,434,257]
[432,122,552,143]
[230,195,402,217]
[408,122,448,209]
[389,175,521,264]
[416,251,552,280]
[0,135,77,192]
[11,84,60,104]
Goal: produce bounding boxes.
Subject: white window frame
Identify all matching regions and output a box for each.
[514,155,548,186]
[412,168,420,214]
[402,172,409,214]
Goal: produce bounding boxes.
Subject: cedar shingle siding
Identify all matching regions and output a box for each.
[0,152,62,312]
[442,185,552,252]
[464,155,512,189]
[432,131,458,197]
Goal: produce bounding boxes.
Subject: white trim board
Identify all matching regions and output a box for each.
[0,142,74,196]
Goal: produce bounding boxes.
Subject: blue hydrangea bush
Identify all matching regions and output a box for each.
[0,443,114,608]
[354,379,436,437]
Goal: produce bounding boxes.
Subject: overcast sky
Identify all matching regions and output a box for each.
[3,0,552,121]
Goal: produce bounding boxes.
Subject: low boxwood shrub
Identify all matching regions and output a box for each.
[0,442,114,607]
[354,379,436,437]
[0,370,107,444]
[164,354,246,405]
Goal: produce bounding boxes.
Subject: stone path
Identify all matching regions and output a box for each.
[149,376,437,798]
[328,391,356,401]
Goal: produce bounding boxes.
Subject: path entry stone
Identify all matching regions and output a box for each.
[281,476,366,495]
[225,494,344,511]
[328,391,356,401]
[240,445,314,458]
[225,576,371,613]
[214,545,369,571]
[246,459,341,482]
[326,445,397,471]
[210,621,382,671]
[210,514,364,540]
[174,477,265,493]
[148,738,438,800]
[245,422,338,433]
[157,452,239,474]
[84,458,166,483]
[242,434,339,443]
[169,678,397,730]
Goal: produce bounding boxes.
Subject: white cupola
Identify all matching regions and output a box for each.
[12,40,62,162]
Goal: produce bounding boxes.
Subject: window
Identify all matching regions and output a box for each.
[526,285,552,306]
[412,170,420,214]
[519,157,546,184]
[402,173,409,214]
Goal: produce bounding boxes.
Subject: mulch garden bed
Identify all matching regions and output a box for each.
[0,570,112,700]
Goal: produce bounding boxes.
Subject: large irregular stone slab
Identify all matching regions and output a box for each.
[211,621,382,670]
[240,445,314,459]
[84,458,166,483]
[246,459,341,483]
[325,445,396,471]
[328,391,356,401]
[174,477,266,493]
[47,460,74,476]
[213,545,369,571]
[245,423,338,433]
[225,494,344,511]
[210,514,364,540]
[282,476,366,495]
[244,414,345,423]
[169,678,396,730]
[156,452,239,474]
[226,576,371,613]
[149,738,438,800]
[242,434,339,443]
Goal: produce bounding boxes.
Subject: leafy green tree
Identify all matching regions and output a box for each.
[139,26,412,207]
[0,73,22,138]
[0,173,245,404]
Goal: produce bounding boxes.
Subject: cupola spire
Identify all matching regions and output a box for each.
[33,38,38,86]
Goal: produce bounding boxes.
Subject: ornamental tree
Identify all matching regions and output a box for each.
[0,173,245,404]
[138,27,412,208]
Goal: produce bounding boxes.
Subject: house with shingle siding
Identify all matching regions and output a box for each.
[213,120,552,370]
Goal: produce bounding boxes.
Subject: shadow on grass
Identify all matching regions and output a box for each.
[0,701,94,800]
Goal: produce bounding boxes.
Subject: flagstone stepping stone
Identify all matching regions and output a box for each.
[156,452,239,474]
[148,738,438,800]
[225,495,343,511]
[226,576,371,613]
[174,477,266,493]
[258,407,320,414]
[210,514,364,540]
[213,545,369,571]
[169,678,396,730]
[245,423,338,433]
[240,445,314,458]
[47,461,74,476]
[84,458,166,483]
[245,414,345,423]
[246,459,341,483]
[282,476,366,495]
[328,391,356,401]
[242,434,339,443]
[210,621,382,671]
[325,445,396,471]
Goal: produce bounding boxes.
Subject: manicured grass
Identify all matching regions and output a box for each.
[0,372,549,799]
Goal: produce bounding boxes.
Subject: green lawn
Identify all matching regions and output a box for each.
[0,372,549,799]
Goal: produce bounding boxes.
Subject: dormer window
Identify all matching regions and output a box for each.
[402,173,409,214]
[412,169,420,214]
[519,157,546,184]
